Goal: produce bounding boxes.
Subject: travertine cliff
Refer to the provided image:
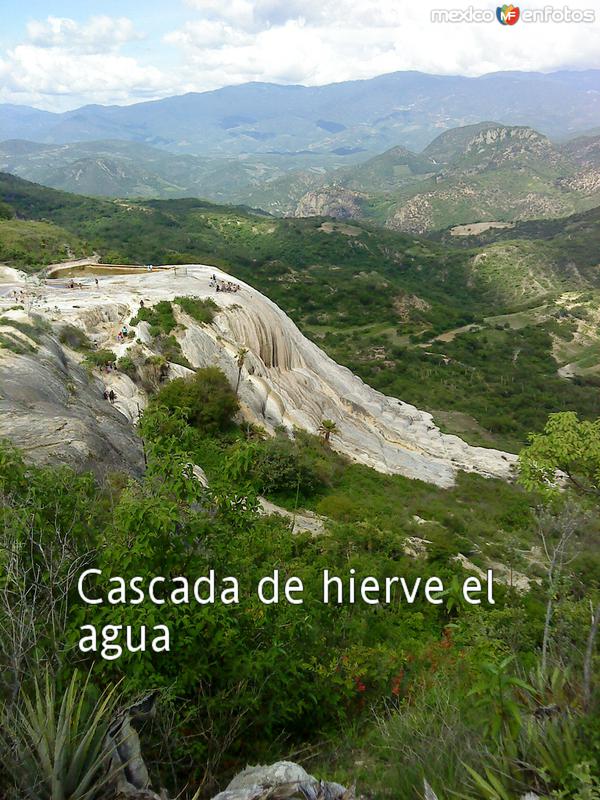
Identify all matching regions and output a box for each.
[0,264,516,486]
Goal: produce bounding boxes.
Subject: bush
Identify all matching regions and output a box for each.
[0,201,14,220]
[224,430,344,500]
[253,434,321,497]
[3,671,122,800]
[130,300,176,335]
[154,334,191,368]
[59,324,92,352]
[174,296,218,325]
[153,367,239,433]
[83,349,116,367]
[116,354,136,378]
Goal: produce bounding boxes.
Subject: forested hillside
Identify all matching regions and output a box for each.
[3,172,600,451]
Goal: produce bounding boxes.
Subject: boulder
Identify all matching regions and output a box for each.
[212,761,352,800]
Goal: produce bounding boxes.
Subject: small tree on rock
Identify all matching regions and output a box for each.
[318,419,339,444]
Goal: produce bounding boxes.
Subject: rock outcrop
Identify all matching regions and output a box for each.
[294,186,365,220]
[212,761,352,800]
[0,310,144,475]
[0,265,516,487]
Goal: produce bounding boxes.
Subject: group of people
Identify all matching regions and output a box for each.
[117,324,130,342]
[10,289,28,304]
[6,288,44,310]
[103,388,117,403]
[209,274,241,294]
[67,276,102,289]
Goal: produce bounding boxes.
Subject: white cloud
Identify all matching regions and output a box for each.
[0,15,168,110]
[3,45,166,103]
[1,2,599,110]
[165,19,251,50]
[168,0,600,90]
[26,15,142,54]
[184,0,257,29]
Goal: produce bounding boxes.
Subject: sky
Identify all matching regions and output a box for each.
[1,0,600,111]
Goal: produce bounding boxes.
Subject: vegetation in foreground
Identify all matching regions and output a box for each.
[0,368,598,799]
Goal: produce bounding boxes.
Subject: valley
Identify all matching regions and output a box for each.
[4,122,600,237]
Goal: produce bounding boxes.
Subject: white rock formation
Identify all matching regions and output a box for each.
[1,264,516,487]
[0,324,144,475]
[213,761,350,800]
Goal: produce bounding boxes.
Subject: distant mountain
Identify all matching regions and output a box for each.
[4,122,600,233]
[1,70,600,157]
[560,133,600,167]
[0,139,330,211]
[294,123,600,233]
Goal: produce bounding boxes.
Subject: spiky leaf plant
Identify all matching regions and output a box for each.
[2,670,122,800]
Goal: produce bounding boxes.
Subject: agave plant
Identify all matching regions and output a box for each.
[2,670,122,800]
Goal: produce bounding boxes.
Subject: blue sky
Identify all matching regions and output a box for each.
[2,0,599,111]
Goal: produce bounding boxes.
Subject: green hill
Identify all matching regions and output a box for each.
[0,138,342,211]
[294,123,600,234]
[3,171,600,451]
[0,192,87,271]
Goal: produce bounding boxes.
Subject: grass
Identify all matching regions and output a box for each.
[174,296,218,325]
[0,313,52,353]
[0,218,86,272]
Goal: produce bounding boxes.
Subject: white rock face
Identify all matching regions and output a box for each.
[213,760,349,800]
[0,333,145,475]
[1,264,516,487]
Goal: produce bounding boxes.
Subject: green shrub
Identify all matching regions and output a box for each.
[0,201,14,220]
[116,354,136,378]
[174,296,218,325]
[253,434,321,497]
[59,324,92,352]
[154,334,191,368]
[2,670,122,800]
[83,349,116,367]
[152,367,239,433]
[130,301,176,335]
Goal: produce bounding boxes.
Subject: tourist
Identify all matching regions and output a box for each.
[108,389,116,404]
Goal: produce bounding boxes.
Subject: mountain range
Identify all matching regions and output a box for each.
[0,139,329,213]
[294,123,600,232]
[2,70,600,157]
[3,122,600,233]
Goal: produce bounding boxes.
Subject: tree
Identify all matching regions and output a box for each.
[519,411,600,710]
[235,347,249,395]
[318,419,339,444]
[534,504,579,676]
[519,411,600,498]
